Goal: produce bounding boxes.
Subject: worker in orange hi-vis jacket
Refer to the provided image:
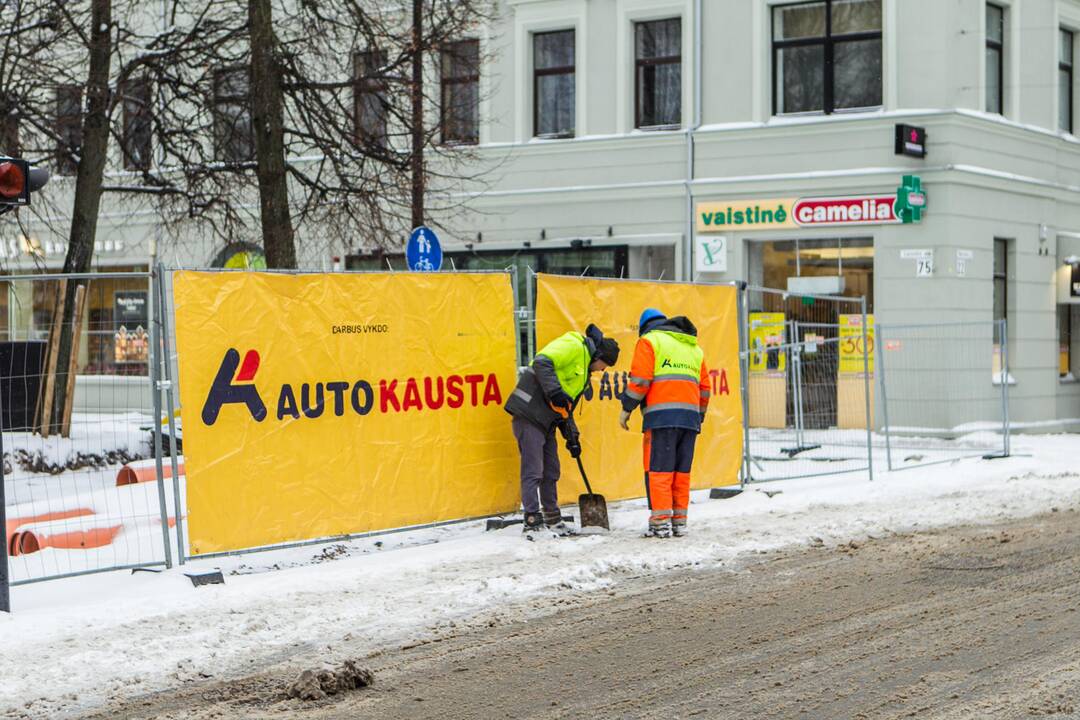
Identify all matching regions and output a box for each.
[618,308,710,538]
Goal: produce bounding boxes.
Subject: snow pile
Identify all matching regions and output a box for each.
[2,433,1080,718]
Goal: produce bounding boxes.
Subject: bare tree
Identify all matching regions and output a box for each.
[248,0,296,268]
[138,0,498,264]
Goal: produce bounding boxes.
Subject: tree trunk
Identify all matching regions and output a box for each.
[410,0,424,229]
[248,0,296,269]
[49,0,113,434]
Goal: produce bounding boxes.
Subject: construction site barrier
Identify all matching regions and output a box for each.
[533,273,743,502]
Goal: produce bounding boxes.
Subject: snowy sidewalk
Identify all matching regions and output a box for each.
[3,433,1080,718]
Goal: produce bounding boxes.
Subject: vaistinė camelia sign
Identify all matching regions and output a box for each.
[697,177,927,233]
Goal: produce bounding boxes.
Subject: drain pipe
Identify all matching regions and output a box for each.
[683,0,703,281]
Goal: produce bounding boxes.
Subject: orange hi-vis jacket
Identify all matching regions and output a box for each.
[621,317,710,432]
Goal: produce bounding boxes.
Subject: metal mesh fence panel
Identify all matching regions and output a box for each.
[742,286,873,482]
[1,273,174,586]
[157,266,520,562]
[877,320,1009,471]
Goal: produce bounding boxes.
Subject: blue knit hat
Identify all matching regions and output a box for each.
[638,308,666,333]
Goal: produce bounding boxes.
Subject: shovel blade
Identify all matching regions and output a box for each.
[578,493,610,530]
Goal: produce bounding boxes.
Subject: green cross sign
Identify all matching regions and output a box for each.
[895,175,926,224]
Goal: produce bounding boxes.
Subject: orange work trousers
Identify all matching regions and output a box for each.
[642,427,698,528]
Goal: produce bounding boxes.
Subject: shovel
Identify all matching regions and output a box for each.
[575,455,609,531]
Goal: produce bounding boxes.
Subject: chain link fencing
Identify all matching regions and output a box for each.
[0,272,176,587]
[1,267,1013,594]
[740,286,874,484]
[876,320,1010,471]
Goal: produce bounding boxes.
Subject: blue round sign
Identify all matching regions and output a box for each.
[406,226,442,272]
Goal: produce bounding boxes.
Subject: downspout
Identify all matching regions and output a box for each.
[683,0,703,281]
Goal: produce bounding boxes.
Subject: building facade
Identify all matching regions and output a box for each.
[6,0,1080,426]
[408,0,1080,429]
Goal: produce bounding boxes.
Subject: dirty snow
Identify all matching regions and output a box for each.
[2,433,1080,718]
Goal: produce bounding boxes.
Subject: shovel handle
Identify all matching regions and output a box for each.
[575,456,594,496]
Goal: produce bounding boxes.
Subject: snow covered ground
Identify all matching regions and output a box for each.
[3,412,176,583]
[3,432,1080,719]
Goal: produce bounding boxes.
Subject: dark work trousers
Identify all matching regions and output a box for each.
[511,416,561,517]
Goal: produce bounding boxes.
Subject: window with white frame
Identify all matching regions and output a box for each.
[986,4,1004,115]
[533,29,575,138]
[212,68,253,162]
[635,18,681,129]
[772,0,882,115]
[354,49,389,148]
[440,40,480,145]
[1061,28,1074,133]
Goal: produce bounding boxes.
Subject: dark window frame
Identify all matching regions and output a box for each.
[1059,305,1073,378]
[986,3,1004,115]
[440,39,481,146]
[1061,28,1074,133]
[533,29,576,139]
[771,0,883,116]
[634,17,682,130]
[55,85,83,176]
[993,237,1009,344]
[353,49,389,147]
[212,66,254,162]
[120,77,152,171]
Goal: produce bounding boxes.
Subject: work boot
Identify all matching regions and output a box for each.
[522,512,544,535]
[645,522,672,539]
[542,509,575,537]
[546,521,577,537]
[672,523,688,538]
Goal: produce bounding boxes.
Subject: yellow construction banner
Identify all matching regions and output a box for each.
[535,274,744,503]
[174,271,520,555]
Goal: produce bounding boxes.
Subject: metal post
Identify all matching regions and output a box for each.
[525,268,536,360]
[149,269,174,569]
[861,297,874,482]
[1000,318,1011,457]
[792,320,804,450]
[510,266,523,371]
[156,264,185,563]
[877,323,893,472]
[736,283,752,486]
[0,379,9,613]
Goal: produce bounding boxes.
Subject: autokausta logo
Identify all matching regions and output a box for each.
[201,348,504,426]
[201,349,267,425]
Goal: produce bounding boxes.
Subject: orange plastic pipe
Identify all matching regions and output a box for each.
[5,508,95,555]
[13,522,122,555]
[116,458,185,486]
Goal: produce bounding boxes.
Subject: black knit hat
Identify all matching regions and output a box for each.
[595,337,620,366]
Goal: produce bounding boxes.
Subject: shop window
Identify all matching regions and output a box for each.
[354,49,389,147]
[55,85,83,175]
[772,0,882,115]
[120,77,152,171]
[441,40,480,145]
[635,18,681,129]
[749,237,874,311]
[212,67,253,162]
[1061,28,1074,133]
[534,29,575,138]
[986,4,1004,115]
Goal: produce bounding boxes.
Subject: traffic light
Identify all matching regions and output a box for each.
[0,157,48,207]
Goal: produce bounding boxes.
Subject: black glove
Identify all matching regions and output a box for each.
[565,435,582,459]
[549,388,572,410]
